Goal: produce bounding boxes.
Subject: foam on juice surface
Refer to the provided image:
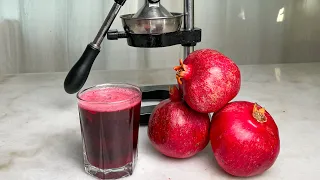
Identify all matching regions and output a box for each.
[78,87,141,112]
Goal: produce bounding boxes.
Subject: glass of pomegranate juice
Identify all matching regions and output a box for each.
[77,83,142,179]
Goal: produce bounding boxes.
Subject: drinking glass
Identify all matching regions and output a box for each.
[77,83,142,179]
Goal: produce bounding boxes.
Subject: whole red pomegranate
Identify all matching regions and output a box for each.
[210,101,280,177]
[148,86,210,159]
[174,49,241,113]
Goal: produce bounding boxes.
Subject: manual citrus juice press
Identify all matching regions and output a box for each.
[64,0,202,125]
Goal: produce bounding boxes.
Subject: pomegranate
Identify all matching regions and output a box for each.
[174,49,241,113]
[148,86,210,159]
[210,101,280,177]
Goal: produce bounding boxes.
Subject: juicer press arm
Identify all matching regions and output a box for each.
[63,0,127,94]
[148,0,160,3]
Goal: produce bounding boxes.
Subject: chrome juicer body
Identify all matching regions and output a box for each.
[64,0,201,125]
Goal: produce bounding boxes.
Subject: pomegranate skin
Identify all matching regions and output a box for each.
[210,101,280,177]
[148,99,210,159]
[175,49,241,113]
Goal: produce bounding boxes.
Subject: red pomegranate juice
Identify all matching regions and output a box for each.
[77,84,141,179]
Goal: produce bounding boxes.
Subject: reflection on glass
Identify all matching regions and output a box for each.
[277,7,285,22]
[238,7,246,20]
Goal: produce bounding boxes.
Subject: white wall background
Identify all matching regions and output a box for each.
[1,0,320,79]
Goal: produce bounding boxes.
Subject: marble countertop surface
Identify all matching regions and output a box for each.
[1,63,320,180]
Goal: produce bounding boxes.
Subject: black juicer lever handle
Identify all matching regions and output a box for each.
[64,0,127,94]
[64,44,100,94]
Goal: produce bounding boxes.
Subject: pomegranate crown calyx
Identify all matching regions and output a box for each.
[252,103,267,123]
[173,59,188,85]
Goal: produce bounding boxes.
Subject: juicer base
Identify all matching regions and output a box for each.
[140,84,173,125]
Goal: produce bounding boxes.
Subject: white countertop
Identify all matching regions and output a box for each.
[1,63,320,180]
